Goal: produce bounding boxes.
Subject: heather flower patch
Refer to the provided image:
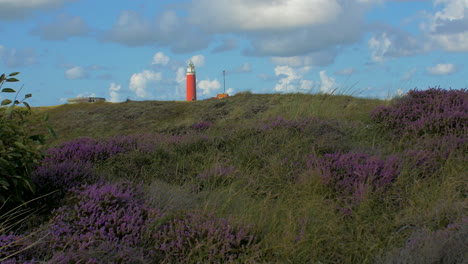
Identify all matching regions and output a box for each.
[47,182,156,254]
[403,135,467,178]
[2,91,467,263]
[149,211,260,263]
[371,88,467,137]
[308,152,402,208]
[190,121,213,131]
[32,160,96,195]
[47,242,149,264]
[0,233,25,262]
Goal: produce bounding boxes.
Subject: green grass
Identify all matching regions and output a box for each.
[4,92,466,263]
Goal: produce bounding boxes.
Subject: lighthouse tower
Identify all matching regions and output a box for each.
[186,61,196,101]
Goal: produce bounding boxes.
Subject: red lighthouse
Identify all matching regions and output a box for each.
[186,61,196,101]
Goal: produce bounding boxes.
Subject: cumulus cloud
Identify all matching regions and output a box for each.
[152,52,170,65]
[102,10,211,53]
[65,66,89,80]
[423,0,468,52]
[0,0,71,20]
[75,92,96,98]
[102,0,374,56]
[368,29,429,62]
[129,70,162,98]
[190,0,341,32]
[187,54,205,67]
[426,63,457,75]
[108,83,122,102]
[273,65,314,93]
[0,45,38,67]
[319,71,337,94]
[198,78,221,96]
[30,14,90,40]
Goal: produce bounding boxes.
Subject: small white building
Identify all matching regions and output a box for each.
[67,97,106,104]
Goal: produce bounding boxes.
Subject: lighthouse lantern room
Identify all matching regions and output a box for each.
[186,61,196,101]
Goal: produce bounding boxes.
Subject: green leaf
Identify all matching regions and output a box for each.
[25,93,32,99]
[14,100,20,105]
[1,88,16,93]
[22,179,35,193]
[14,142,26,149]
[23,102,31,111]
[0,74,5,82]
[1,99,12,106]
[6,78,19,82]
[43,112,49,121]
[47,127,57,139]
[8,72,20,77]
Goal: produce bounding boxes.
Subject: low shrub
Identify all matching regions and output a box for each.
[308,152,402,210]
[43,181,159,263]
[403,135,467,179]
[149,211,261,263]
[371,88,467,137]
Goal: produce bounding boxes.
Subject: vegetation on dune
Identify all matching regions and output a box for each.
[1,87,467,263]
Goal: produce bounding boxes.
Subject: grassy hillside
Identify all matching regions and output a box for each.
[35,92,381,146]
[2,90,467,263]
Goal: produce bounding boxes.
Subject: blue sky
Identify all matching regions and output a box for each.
[0,0,467,106]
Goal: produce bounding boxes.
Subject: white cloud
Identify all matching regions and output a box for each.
[0,0,70,20]
[103,10,211,52]
[129,70,162,98]
[368,31,425,62]
[187,54,205,67]
[109,83,122,102]
[226,87,235,95]
[198,78,221,96]
[300,80,315,90]
[65,66,88,80]
[319,71,337,94]
[395,89,406,97]
[30,14,90,40]
[76,92,96,98]
[190,0,342,31]
[273,65,313,93]
[369,33,392,62]
[426,63,457,75]
[152,52,170,65]
[423,0,468,52]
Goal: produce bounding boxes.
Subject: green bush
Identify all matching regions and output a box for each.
[0,72,45,206]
